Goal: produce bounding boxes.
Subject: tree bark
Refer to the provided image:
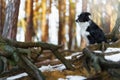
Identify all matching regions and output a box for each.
[58,0,66,45]
[41,0,48,42]
[2,0,20,40]
[68,0,76,50]
[25,0,35,42]
[0,0,5,35]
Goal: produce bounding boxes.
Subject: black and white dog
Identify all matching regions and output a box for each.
[76,12,107,46]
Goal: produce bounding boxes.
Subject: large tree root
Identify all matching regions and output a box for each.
[82,48,120,79]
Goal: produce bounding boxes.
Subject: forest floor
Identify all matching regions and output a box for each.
[6,48,120,80]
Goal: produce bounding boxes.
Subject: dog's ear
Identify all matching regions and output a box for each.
[85,12,91,16]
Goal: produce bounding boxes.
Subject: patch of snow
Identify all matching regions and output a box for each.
[65,52,81,59]
[105,48,120,53]
[94,50,102,53]
[104,48,120,62]
[94,47,120,54]
[105,53,120,62]
[58,75,86,80]
[6,64,65,80]
[94,47,120,62]
[58,78,66,80]
[7,73,27,80]
[39,64,66,72]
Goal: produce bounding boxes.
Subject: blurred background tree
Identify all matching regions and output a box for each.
[25,0,35,42]
[0,0,119,50]
[2,0,20,40]
[0,0,5,35]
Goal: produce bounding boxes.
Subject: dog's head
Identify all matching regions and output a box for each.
[76,12,91,22]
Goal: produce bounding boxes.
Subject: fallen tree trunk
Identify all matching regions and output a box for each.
[82,48,120,79]
[0,36,74,79]
[1,36,74,70]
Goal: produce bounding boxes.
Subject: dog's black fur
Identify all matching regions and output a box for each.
[76,12,107,45]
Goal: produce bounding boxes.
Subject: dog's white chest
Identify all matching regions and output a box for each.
[78,22,90,45]
[78,22,90,36]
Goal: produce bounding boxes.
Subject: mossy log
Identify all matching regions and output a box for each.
[82,48,120,79]
[2,36,74,70]
[0,36,74,79]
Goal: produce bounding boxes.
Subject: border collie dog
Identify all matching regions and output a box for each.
[76,12,107,46]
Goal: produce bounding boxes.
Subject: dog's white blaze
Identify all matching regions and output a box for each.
[78,21,90,45]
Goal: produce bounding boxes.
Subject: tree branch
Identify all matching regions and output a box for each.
[87,39,120,51]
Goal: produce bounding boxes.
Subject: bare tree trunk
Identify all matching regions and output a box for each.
[25,0,35,42]
[68,0,76,50]
[0,0,5,35]
[44,0,52,42]
[41,0,48,42]
[111,2,120,41]
[58,0,66,46]
[2,0,20,40]
[82,0,88,12]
